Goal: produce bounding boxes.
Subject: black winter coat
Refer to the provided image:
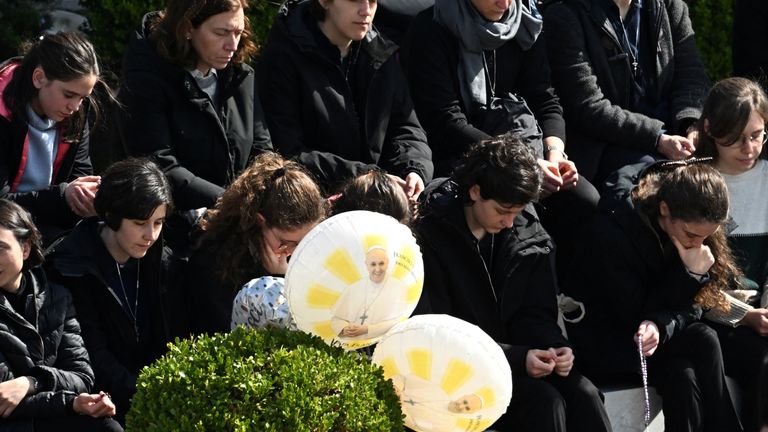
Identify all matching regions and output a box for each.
[405,7,565,177]
[414,180,568,377]
[0,267,94,431]
[564,162,704,377]
[45,218,188,420]
[258,0,433,191]
[118,13,273,210]
[543,0,709,180]
[0,60,92,230]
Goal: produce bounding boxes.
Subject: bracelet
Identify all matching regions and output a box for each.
[544,145,568,160]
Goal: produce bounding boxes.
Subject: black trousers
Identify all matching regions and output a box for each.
[538,178,600,289]
[710,321,768,432]
[491,369,612,432]
[649,322,743,432]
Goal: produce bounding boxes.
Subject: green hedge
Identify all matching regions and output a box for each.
[126,327,403,432]
[0,1,40,61]
[686,0,733,82]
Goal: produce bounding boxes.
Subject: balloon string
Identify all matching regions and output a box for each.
[638,338,651,428]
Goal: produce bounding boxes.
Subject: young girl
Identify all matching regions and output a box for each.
[0,199,121,432]
[46,158,182,425]
[187,153,325,334]
[566,160,743,431]
[696,77,768,432]
[0,32,110,243]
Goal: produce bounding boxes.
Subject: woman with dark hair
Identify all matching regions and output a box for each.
[0,32,110,243]
[331,169,412,224]
[118,0,272,213]
[258,0,433,198]
[566,159,743,431]
[694,77,768,432]
[45,158,182,425]
[0,199,122,432]
[187,152,325,334]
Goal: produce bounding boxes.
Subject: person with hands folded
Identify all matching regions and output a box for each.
[0,199,122,431]
[414,134,611,432]
[564,158,744,432]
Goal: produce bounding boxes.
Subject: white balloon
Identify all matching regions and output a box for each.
[372,315,513,432]
[231,276,296,331]
[285,211,423,350]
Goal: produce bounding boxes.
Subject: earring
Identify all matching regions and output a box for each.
[185,34,191,40]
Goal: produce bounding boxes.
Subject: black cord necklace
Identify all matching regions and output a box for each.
[115,259,140,338]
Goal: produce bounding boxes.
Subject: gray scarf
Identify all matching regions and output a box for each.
[434,0,543,107]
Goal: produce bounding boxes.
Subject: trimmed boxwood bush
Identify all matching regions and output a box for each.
[126,327,403,432]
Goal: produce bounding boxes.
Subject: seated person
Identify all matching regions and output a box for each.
[543,0,709,184]
[119,0,272,212]
[405,0,599,281]
[330,169,412,224]
[694,77,768,432]
[45,158,183,424]
[565,158,743,431]
[187,153,325,334]
[258,0,433,199]
[0,199,121,432]
[1,32,108,244]
[413,134,611,432]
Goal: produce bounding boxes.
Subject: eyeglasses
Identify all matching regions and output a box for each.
[717,129,768,147]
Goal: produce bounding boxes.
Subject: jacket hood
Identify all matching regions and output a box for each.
[276,0,399,64]
[0,60,21,120]
[420,178,551,249]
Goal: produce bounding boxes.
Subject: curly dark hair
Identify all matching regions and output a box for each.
[201,152,325,288]
[452,133,541,206]
[633,161,740,312]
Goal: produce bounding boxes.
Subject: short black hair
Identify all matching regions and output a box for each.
[0,199,43,270]
[94,158,173,231]
[452,133,541,206]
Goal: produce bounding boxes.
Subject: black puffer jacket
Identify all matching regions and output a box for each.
[45,218,188,421]
[0,267,93,430]
[119,12,273,210]
[414,180,567,377]
[564,162,704,377]
[258,0,433,191]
